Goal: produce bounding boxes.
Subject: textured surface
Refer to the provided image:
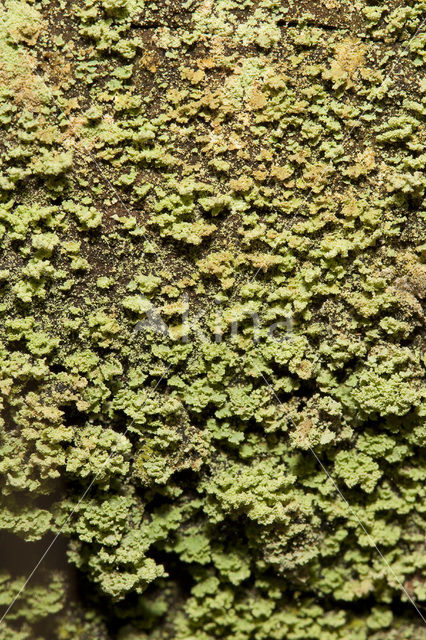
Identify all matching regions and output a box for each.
[0,0,425,638]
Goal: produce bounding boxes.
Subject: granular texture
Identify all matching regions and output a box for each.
[0,1,425,638]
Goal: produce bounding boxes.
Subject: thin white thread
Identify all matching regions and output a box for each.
[0,7,424,627]
[254,363,426,626]
[0,363,172,624]
[180,25,426,622]
[0,7,175,624]
[0,11,174,621]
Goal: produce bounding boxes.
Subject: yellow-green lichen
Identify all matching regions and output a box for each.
[0,0,425,639]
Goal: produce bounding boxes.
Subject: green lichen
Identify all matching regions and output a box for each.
[0,0,425,638]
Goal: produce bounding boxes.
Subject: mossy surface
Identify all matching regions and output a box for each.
[0,0,425,638]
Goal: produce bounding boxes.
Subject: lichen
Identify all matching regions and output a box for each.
[0,0,425,638]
